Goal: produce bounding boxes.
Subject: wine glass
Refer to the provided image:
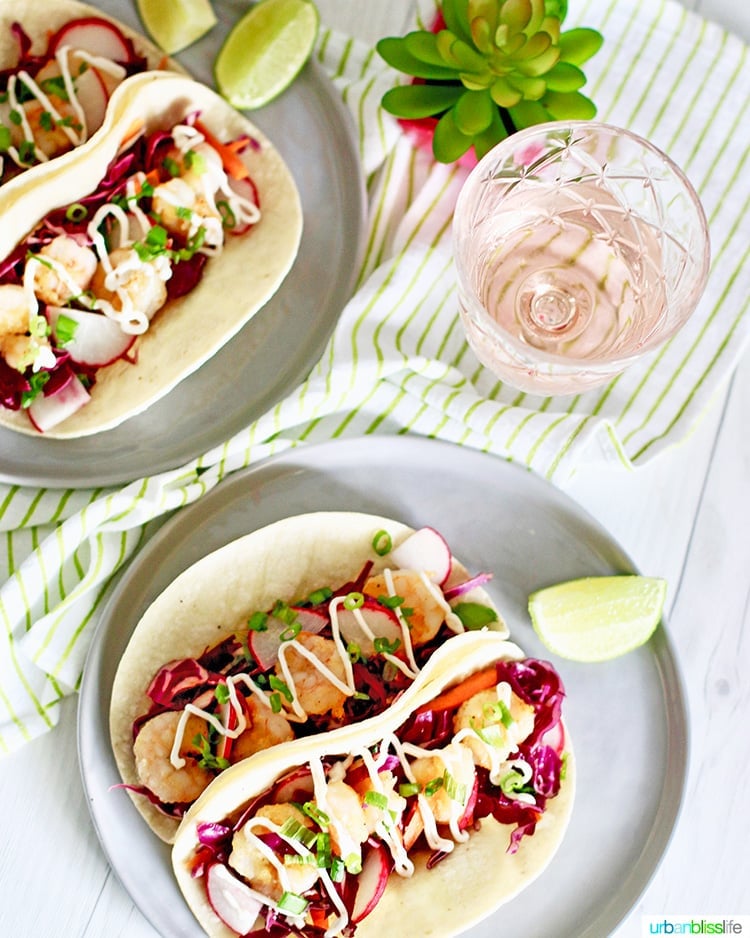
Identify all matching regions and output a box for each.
[452,121,710,396]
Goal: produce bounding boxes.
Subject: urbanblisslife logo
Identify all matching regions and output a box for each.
[643,918,749,935]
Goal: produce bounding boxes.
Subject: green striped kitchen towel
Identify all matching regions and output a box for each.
[1,0,748,752]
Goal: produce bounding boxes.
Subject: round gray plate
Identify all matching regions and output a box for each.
[78,436,688,938]
[0,1,365,488]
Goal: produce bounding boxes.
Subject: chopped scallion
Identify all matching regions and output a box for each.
[372,529,392,556]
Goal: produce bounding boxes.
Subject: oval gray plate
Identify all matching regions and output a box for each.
[78,436,687,938]
[0,1,366,488]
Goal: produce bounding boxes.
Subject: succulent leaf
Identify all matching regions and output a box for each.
[403,31,452,67]
[381,82,465,118]
[490,76,523,107]
[559,28,604,65]
[377,36,460,79]
[544,61,585,92]
[432,108,475,162]
[499,0,532,34]
[441,0,474,43]
[377,0,602,163]
[542,89,597,119]
[454,88,496,133]
[473,108,510,159]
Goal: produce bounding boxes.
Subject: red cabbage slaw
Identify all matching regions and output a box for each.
[185,656,567,937]
[126,556,499,820]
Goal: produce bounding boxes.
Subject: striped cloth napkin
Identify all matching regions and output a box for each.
[1,0,748,753]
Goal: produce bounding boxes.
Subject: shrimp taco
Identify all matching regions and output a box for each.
[109,512,509,843]
[0,0,172,189]
[171,631,574,938]
[0,72,301,436]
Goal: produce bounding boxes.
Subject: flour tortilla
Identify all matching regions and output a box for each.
[171,632,575,938]
[109,511,508,842]
[0,72,302,436]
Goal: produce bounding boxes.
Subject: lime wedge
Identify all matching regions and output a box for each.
[214,0,319,109]
[136,0,217,54]
[528,575,667,662]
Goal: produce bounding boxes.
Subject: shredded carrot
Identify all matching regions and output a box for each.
[193,118,250,180]
[140,169,161,190]
[414,666,498,715]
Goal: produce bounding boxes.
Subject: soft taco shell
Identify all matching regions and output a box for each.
[0,72,302,437]
[109,511,507,843]
[171,632,575,938]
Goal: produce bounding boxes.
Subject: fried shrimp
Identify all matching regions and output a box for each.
[364,570,448,645]
[325,779,370,856]
[230,696,294,763]
[410,748,475,824]
[229,803,318,901]
[90,246,170,327]
[453,687,535,767]
[133,711,213,805]
[31,234,98,306]
[277,632,349,718]
[151,176,224,249]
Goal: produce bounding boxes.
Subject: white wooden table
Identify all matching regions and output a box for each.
[1,1,748,936]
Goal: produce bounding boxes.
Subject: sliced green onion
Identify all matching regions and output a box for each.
[329,856,345,882]
[377,594,404,609]
[308,587,333,605]
[162,155,180,177]
[217,199,237,230]
[280,621,302,642]
[343,591,364,610]
[0,125,11,151]
[53,312,77,346]
[184,148,206,173]
[214,683,231,705]
[272,600,299,626]
[398,782,421,797]
[278,892,309,915]
[373,636,401,655]
[269,675,293,702]
[65,202,88,222]
[18,140,36,164]
[316,831,331,867]
[344,853,362,874]
[247,611,268,631]
[28,314,49,339]
[498,699,514,728]
[499,770,526,795]
[470,716,506,748]
[176,205,193,220]
[352,691,370,701]
[346,642,362,662]
[443,770,467,804]
[424,776,444,797]
[302,801,330,829]
[280,817,316,848]
[269,692,282,713]
[363,790,389,810]
[372,529,392,556]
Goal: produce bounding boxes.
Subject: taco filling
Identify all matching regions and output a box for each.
[0,109,261,431]
[122,526,503,825]
[0,14,154,182]
[179,654,567,937]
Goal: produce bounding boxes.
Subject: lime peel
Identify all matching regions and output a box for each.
[136,0,217,55]
[215,0,320,110]
[528,575,667,663]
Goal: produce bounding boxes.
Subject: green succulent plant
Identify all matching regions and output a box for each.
[377,0,603,163]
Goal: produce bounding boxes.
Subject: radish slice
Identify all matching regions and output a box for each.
[206,864,263,934]
[47,307,135,367]
[336,600,402,657]
[443,572,493,600]
[70,59,110,136]
[350,844,391,924]
[226,175,259,235]
[248,608,327,671]
[389,527,452,585]
[271,766,315,804]
[47,17,134,63]
[28,376,90,432]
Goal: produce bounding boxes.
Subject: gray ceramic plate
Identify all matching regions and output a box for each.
[0,1,365,488]
[78,436,688,938]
